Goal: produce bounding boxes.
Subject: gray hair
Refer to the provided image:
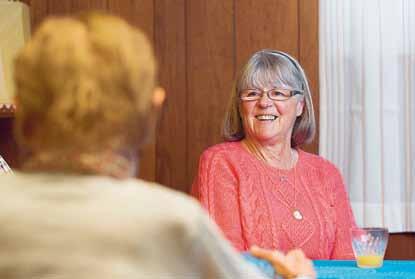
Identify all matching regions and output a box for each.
[222,49,315,147]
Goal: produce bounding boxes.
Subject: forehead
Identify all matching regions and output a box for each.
[239,56,300,90]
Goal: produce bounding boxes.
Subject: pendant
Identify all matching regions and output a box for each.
[293,209,303,220]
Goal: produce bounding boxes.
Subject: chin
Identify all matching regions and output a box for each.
[253,135,280,144]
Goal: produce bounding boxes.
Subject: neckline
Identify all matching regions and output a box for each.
[235,141,302,173]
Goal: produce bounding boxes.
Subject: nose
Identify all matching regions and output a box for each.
[257,92,273,107]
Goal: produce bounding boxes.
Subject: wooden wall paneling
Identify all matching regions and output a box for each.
[68,0,108,12]
[235,0,299,70]
[46,0,107,15]
[19,0,47,30]
[385,233,415,260]
[299,0,319,154]
[107,0,154,41]
[21,0,108,30]
[108,0,156,181]
[45,0,72,15]
[154,0,187,191]
[186,0,235,189]
[155,0,188,191]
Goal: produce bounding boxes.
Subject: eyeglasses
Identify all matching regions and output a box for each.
[239,88,303,102]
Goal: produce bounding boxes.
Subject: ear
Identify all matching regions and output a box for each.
[296,98,304,117]
[152,87,166,108]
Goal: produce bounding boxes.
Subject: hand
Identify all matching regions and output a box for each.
[250,246,316,279]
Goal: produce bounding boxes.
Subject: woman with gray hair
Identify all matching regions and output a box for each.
[192,49,356,259]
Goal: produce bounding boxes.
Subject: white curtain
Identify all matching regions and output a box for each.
[319,0,415,232]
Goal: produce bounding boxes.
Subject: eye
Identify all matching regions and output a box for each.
[245,90,261,97]
[269,90,288,98]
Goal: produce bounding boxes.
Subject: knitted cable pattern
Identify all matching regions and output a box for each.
[192,141,356,259]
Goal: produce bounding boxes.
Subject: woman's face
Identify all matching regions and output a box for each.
[239,87,304,145]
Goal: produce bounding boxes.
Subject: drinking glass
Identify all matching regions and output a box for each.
[351,227,389,268]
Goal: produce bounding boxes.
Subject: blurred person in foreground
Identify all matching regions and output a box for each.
[192,49,356,259]
[0,13,315,279]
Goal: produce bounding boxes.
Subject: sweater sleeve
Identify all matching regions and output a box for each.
[329,166,357,259]
[191,149,246,251]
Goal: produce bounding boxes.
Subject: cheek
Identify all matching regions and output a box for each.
[239,103,254,120]
[275,101,297,115]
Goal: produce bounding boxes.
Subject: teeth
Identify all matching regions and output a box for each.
[256,115,277,120]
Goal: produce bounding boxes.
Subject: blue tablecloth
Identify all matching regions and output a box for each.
[242,253,415,278]
[314,260,415,279]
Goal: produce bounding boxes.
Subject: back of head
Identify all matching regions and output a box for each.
[14,12,156,158]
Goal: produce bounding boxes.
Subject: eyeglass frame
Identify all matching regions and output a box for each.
[239,88,304,102]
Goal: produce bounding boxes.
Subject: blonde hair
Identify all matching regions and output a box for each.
[14,12,156,155]
[223,49,315,147]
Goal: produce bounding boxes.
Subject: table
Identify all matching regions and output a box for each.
[314,260,415,279]
[242,254,415,278]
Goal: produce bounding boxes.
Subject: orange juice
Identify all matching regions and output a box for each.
[356,255,383,268]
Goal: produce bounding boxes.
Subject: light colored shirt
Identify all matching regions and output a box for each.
[0,172,269,279]
[192,141,356,259]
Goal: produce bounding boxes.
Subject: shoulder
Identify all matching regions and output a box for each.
[0,174,213,272]
[196,142,247,178]
[106,178,205,221]
[298,149,342,178]
[0,173,206,228]
[2,173,208,240]
[199,141,243,162]
[299,150,340,171]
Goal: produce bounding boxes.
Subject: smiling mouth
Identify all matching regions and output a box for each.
[255,114,278,121]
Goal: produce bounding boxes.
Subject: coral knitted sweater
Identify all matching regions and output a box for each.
[192,141,356,259]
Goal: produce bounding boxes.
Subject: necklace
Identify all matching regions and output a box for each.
[241,140,303,220]
[275,150,303,221]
